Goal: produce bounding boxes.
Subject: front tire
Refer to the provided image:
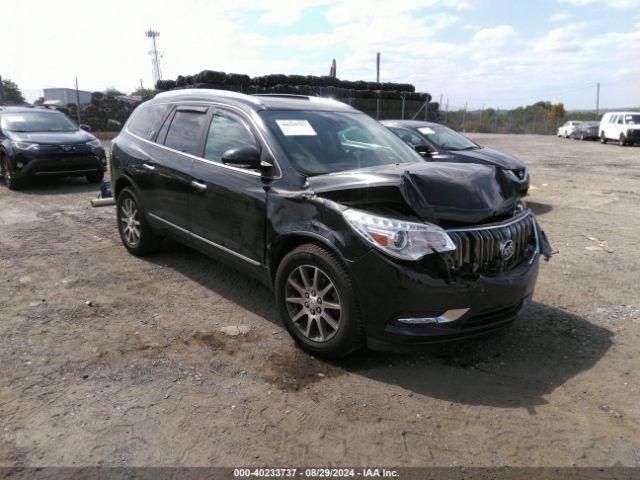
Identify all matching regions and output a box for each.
[600,132,607,144]
[619,134,627,147]
[275,243,363,358]
[116,187,162,256]
[0,156,22,190]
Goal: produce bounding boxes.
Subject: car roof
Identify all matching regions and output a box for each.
[380,119,441,129]
[150,89,358,114]
[0,106,62,114]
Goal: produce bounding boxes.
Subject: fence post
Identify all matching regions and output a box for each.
[495,108,499,133]
[376,92,380,120]
[479,104,485,131]
[401,94,405,120]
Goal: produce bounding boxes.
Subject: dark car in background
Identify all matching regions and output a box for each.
[110,89,551,358]
[382,120,530,195]
[570,121,600,140]
[0,106,106,190]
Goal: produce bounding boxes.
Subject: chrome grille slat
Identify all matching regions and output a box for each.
[446,211,537,275]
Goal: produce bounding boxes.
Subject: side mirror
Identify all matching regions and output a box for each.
[414,145,432,158]
[221,146,261,169]
[80,124,92,131]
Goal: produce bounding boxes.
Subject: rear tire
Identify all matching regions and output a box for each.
[86,170,104,184]
[116,187,162,256]
[275,243,363,358]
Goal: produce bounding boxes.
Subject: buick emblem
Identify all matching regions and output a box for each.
[499,240,515,260]
[61,145,74,152]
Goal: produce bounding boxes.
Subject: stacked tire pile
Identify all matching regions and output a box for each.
[156,70,436,120]
[65,92,142,131]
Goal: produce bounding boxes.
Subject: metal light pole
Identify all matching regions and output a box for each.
[74,77,82,125]
[376,52,380,84]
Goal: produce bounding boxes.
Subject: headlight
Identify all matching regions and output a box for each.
[87,139,102,148]
[12,141,39,151]
[342,208,455,261]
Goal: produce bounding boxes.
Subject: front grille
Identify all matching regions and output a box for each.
[446,211,537,275]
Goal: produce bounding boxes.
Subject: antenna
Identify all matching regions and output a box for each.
[145,29,163,85]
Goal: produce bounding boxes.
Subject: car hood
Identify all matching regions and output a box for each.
[447,147,526,170]
[9,130,95,145]
[308,162,523,225]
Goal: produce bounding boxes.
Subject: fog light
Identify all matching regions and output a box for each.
[17,162,24,169]
[397,308,469,325]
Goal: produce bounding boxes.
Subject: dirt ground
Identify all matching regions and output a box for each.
[1,134,639,468]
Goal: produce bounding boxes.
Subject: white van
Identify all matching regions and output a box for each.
[599,112,640,146]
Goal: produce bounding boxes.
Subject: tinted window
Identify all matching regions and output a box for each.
[204,113,258,163]
[617,116,624,125]
[164,110,209,156]
[625,114,640,125]
[128,103,171,140]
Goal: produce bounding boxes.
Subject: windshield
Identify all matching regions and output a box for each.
[625,114,640,125]
[1,112,78,132]
[414,124,479,151]
[260,111,422,176]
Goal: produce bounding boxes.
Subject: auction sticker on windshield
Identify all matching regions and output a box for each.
[276,119,317,136]
[418,127,435,135]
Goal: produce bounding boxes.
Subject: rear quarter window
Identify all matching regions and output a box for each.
[127,103,172,141]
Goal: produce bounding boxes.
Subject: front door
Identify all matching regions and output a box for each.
[188,108,267,265]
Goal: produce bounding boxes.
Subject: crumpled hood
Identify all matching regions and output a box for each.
[308,162,523,225]
[9,130,95,145]
[450,147,526,170]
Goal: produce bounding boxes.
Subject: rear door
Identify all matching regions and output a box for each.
[150,105,210,229]
[188,108,267,266]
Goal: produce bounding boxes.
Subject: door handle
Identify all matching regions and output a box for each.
[191,180,207,191]
[143,163,156,171]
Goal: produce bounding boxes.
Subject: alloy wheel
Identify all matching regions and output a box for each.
[285,265,342,342]
[120,197,141,247]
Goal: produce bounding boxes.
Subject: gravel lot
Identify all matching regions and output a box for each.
[1,134,639,467]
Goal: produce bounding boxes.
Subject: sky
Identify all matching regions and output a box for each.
[2,0,639,110]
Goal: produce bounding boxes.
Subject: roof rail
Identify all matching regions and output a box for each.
[155,88,263,105]
[252,94,314,100]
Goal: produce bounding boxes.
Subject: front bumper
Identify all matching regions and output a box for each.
[10,149,106,179]
[348,248,539,348]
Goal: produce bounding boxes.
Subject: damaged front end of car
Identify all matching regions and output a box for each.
[268,161,552,350]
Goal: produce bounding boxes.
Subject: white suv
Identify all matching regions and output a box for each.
[557,121,582,138]
[599,112,640,146]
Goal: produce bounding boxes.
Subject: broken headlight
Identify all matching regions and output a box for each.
[342,208,456,261]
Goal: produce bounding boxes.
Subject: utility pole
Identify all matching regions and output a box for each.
[376,52,380,84]
[596,82,600,115]
[462,101,467,132]
[74,77,82,125]
[145,29,162,85]
[445,98,449,125]
[140,78,144,92]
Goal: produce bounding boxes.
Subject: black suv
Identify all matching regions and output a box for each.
[111,90,551,358]
[382,120,530,195]
[0,106,106,189]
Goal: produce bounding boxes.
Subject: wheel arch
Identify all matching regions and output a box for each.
[113,173,136,200]
[268,232,348,286]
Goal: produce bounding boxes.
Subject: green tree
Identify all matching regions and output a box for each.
[131,87,156,99]
[104,87,125,96]
[1,78,25,104]
[550,102,565,124]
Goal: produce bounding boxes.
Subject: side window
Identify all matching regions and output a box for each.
[611,115,618,124]
[617,115,624,125]
[204,112,259,163]
[388,127,424,147]
[163,108,209,156]
[128,103,171,140]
